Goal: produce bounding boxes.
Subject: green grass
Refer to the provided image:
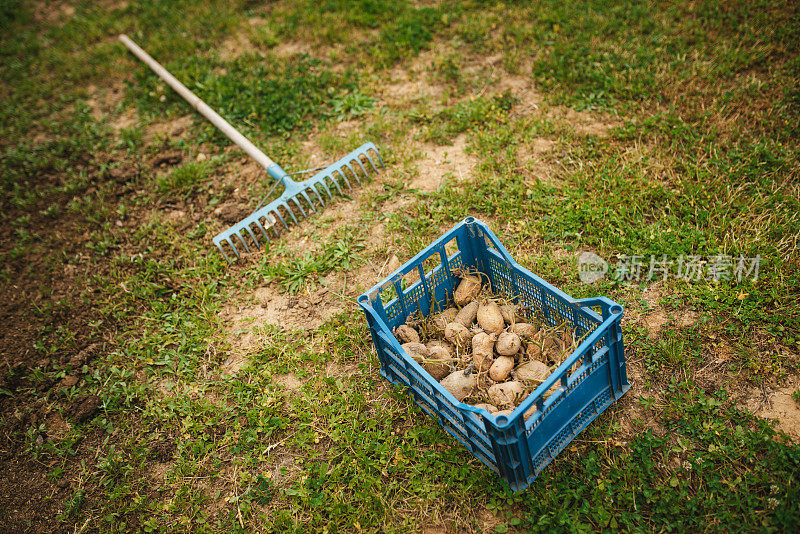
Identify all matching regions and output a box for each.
[259,230,365,293]
[157,161,211,195]
[129,53,360,145]
[1,0,799,532]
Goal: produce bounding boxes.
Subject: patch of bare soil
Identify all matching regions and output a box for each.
[85,82,126,121]
[516,139,560,187]
[220,283,347,350]
[272,41,311,57]
[739,376,800,443]
[273,373,304,391]
[411,135,478,193]
[33,0,75,26]
[0,127,171,529]
[219,29,256,60]
[560,107,621,137]
[324,361,360,379]
[382,53,445,106]
[627,285,699,337]
[145,114,194,143]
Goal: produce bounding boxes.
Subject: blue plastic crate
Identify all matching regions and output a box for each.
[357,217,630,491]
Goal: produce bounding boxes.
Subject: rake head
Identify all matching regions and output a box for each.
[213,142,383,261]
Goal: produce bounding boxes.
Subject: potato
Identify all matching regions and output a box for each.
[487,381,525,408]
[427,345,450,360]
[515,360,550,382]
[499,304,523,324]
[496,331,521,356]
[432,307,459,331]
[394,325,420,344]
[423,347,451,380]
[509,323,537,338]
[489,356,515,381]
[477,301,504,334]
[401,342,429,362]
[426,339,454,357]
[471,331,496,372]
[454,301,479,328]
[524,405,538,420]
[473,402,498,413]
[454,275,481,306]
[444,322,471,347]
[440,370,476,401]
[525,339,542,360]
[493,409,514,418]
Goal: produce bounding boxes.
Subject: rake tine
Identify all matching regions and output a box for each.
[270,211,284,237]
[291,196,309,219]
[216,242,232,262]
[281,201,299,225]
[309,184,326,207]
[343,162,362,185]
[316,180,333,201]
[243,225,260,249]
[336,168,353,191]
[327,174,344,196]
[363,154,379,174]
[228,237,241,259]
[281,200,301,223]
[316,179,334,200]
[300,190,317,213]
[235,230,252,253]
[253,219,270,242]
[372,146,385,166]
[249,222,266,247]
[352,157,369,179]
[271,208,290,231]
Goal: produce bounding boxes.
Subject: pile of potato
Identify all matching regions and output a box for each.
[393,271,579,420]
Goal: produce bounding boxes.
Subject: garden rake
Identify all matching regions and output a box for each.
[120,35,384,262]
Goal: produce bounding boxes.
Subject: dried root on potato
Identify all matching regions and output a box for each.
[445,322,471,347]
[432,308,459,331]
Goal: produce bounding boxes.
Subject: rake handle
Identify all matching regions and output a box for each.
[119,34,287,182]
